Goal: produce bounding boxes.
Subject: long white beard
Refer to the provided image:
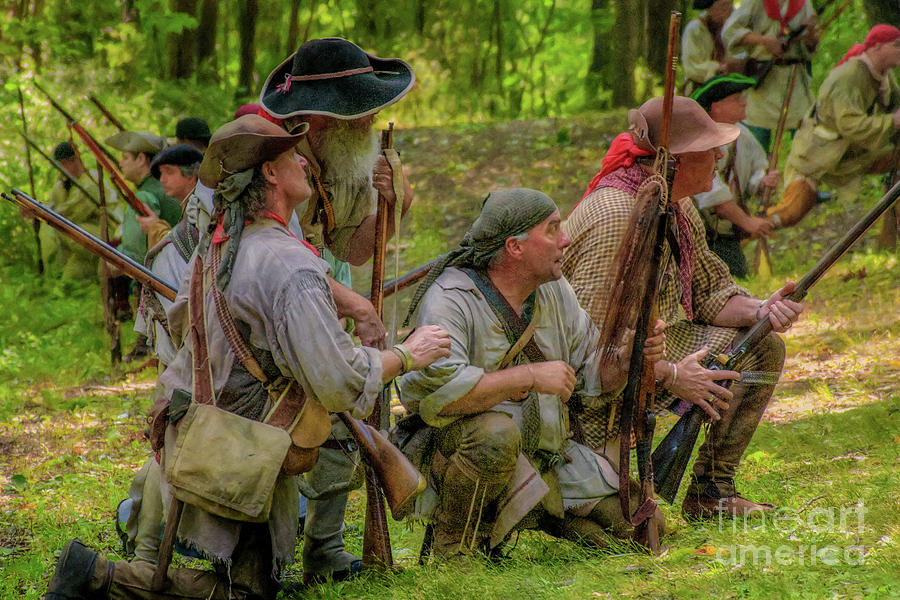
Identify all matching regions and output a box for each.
[313,120,380,188]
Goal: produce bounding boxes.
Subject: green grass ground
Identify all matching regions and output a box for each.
[1,116,899,598]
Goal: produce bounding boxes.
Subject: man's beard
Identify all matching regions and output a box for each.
[310,119,380,186]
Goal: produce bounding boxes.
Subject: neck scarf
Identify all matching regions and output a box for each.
[579,138,696,319]
[763,0,806,36]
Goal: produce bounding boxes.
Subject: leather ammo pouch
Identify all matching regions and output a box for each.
[164,247,328,523]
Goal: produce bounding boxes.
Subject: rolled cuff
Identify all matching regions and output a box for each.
[418,365,485,428]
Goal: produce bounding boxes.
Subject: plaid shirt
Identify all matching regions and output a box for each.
[562,184,750,448]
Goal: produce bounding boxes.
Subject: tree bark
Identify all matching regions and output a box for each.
[167,0,197,79]
[862,0,900,27]
[196,0,217,74]
[586,0,610,109]
[611,0,639,107]
[287,0,301,54]
[645,0,681,77]
[237,0,259,98]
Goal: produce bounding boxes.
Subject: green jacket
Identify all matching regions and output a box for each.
[786,57,900,188]
[119,177,182,262]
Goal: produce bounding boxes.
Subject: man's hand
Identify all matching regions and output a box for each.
[668,347,741,421]
[371,155,413,213]
[137,214,161,234]
[372,155,398,205]
[743,215,775,239]
[402,325,451,369]
[643,320,667,364]
[352,301,388,349]
[760,170,780,189]
[759,34,786,58]
[528,361,576,400]
[803,15,820,49]
[760,281,804,332]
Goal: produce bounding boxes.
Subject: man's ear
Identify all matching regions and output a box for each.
[504,236,523,259]
[261,160,279,185]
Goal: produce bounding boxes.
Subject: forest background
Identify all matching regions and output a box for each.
[1,1,900,599]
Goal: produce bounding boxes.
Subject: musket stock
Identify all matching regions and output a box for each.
[653,180,900,503]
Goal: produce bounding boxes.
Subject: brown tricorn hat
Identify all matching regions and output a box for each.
[628,96,739,155]
[199,114,309,187]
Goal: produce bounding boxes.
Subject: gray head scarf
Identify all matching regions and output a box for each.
[210,168,256,290]
[404,188,558,326]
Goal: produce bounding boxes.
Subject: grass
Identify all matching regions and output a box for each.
[2,116,900,598]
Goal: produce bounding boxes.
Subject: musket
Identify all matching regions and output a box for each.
[653,179,900,503]
[613,11,681,554]
[5,189,171,298]
[33,80,153,217]
[365,258,435,301]
[362,122,396,569]
[17,132,120,225]
[819,0,853,34]
[754,63,799,276]
[17,87,44,276]
[88,94,126,132]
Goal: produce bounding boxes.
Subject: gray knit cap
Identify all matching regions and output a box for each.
[404,188,558,325]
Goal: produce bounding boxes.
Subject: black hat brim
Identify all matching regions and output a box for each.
[259,53,415,120]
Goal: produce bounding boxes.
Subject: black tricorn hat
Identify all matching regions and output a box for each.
[259,37,415,120]
[150,144,204,179]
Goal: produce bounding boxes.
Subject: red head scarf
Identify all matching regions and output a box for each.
[581,133,653,200]
[836,24,900,68]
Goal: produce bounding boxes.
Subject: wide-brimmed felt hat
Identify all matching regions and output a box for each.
[199,114,309,187]
[105,131,167,156]
[691,74,757,111]
[628,96,739,155]
[174,117,211,142]
[150,144,204,179]
[259,37,415,120]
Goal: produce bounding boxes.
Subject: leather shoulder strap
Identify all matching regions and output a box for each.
[459,267,546,364]
[188,253,215,405]
[208,243,308,432]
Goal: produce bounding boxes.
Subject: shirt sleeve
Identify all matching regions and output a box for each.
[695,172,733,210]
[828,75,895,150]
[271,268,382,418]
[399,286,485,428]
[682,20,720,85]
[721,0,755,55]
[682,199,750,323]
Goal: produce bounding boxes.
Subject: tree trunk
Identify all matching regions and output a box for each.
[415,0,426,35]
[862,0,900,26]
[586,0,611,109]
[611,0,639,107]
[645,0,681,77]
[167,0,197,79]
[287,0,301,54]
[196,0,217,74]
[237,0,259,98]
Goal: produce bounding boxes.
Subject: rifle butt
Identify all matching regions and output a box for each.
[651,406,705,504]
[339,412,426,519]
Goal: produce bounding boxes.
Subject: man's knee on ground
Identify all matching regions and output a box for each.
[457,412,521,477]
[755,331,786,372]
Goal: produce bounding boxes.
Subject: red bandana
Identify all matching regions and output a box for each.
[577,136,696,320]
[763,0,806,36]
[212,210,320,257]
[835,24,900,68]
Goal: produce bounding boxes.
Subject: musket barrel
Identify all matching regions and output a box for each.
[4,189,175,301]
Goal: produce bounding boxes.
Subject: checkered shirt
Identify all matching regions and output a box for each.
[562,184,750,448]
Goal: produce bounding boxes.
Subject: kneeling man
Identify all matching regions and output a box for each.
[400,188,666,557]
